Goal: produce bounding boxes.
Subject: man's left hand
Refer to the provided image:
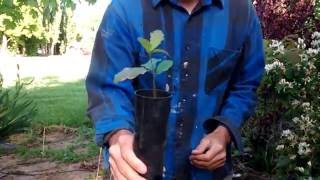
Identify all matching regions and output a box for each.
[189,125,231,170]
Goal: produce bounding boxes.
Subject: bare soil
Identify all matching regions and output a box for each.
[0,127,107,180]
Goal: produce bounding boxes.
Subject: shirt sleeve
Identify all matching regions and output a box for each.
[86,2,136,147]
[203,5,265,152]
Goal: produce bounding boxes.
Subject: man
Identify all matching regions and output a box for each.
[86,0,265,179]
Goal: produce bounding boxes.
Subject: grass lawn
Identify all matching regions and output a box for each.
[0,76,100,163]
[12,76,99,162]
[25,76,91,128]
[0,57,105,179]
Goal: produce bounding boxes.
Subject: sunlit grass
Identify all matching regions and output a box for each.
[25,76,91,128]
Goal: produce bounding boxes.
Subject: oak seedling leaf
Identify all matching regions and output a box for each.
[138,38,152,54]
[152,48,169,56]
[150,30,164,51]
[141,58,161,71]
[156,60,173,74]
[114,30,173,88]
[113,67,147,83]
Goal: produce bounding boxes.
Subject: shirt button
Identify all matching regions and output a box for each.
[185,45,191,51]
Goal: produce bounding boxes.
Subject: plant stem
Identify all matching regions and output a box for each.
[152,72,156,98]
[149,54,157,98]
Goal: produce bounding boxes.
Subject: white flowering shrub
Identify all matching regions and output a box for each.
[242,32,320,178]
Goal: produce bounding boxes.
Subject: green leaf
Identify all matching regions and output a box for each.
[150,30,164,51]
[141,58,161,71]
[152,48,169,56]
[27,0,38,7]
[275,156,291,168]
[156,60,173,74]
[3,0,13,7]
[113,67,147,83]
[138,38,151,54]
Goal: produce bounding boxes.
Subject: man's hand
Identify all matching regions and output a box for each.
[108,129,147,180]
[189,125,231,171]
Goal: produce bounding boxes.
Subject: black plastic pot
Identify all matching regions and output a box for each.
[134,89,171,180]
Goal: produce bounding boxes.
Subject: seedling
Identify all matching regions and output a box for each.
[113,30,173,97]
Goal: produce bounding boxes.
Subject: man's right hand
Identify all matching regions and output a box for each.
[108,129,147,180]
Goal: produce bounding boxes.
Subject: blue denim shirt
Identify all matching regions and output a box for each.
[86,0,265,179]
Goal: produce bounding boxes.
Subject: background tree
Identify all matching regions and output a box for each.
[254,0,320,40]
[0,0,97,56]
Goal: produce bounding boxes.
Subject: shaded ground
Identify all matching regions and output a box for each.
[0,156,98,180]
[0,126,107,180]
[0,56,105,179]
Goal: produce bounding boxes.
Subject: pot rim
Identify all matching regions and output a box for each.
[135,89,172,100]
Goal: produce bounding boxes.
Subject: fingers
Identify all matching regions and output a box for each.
[190,134,228,171]
[108,132,147,180]
[192,157,226,170]
[109,145,146,180]
[191,150,226,169]
[120,136,147,174]
[208,158,226,170]
[109,157,126,180]
[191,139,211,155]
[190,143,223,162]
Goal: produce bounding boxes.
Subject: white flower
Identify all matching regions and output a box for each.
[302,102,311,111]
[306,48,319,55]
[291,100,300,106]
[290,155,296,160]
[295,166,305,173]
[292,117,300,123]
[303,77,312,85]
[276,145,285,150]
[269,40,285,54]
[297,38,306,49]
[279,79,293,89]
[265,60,285,73]
[282,129,292,136]
[269,40,282,48]
[298,142,311,156]
[311,40,320,48]
[311,31,320,39]
[308,161,312,167]
[300,54,308,62]
[282,129,295,140]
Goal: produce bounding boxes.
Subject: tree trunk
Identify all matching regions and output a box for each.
[1,35,8,55]
[50,41,55,55]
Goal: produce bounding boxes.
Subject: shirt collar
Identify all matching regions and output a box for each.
[151,0,224,9]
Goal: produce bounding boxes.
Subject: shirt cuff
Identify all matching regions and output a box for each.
[203,116,243,152]
[95,119,135,147]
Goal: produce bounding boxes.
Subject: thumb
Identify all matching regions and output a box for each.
[192,138,210,155]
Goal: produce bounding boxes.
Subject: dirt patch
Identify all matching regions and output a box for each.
[0,156,103,180]
[0,126,107,180]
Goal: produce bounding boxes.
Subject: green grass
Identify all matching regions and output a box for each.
[14,127,99,163]
[24,76,91,128]
[1,76,99,163]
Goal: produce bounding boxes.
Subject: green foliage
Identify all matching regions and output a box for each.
[0,73,37,139]
[0,0,97,55]
[156,60,173,74]
[114,67,147,84]
[141,58,162,70]
[242,34,320,178]
[316,0,320,20]
[113,30,173,88]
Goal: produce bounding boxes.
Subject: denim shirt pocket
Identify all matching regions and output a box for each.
[205,47,241,94]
